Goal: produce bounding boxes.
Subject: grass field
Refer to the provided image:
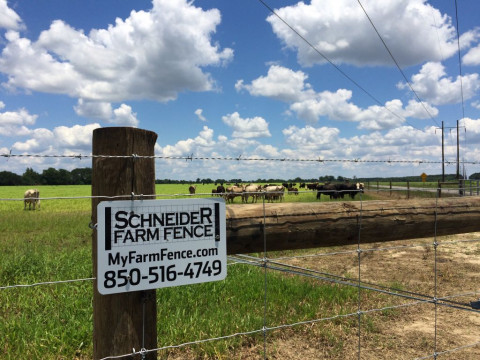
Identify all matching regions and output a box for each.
[0,184,366,359]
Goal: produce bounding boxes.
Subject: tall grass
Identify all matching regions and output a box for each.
[1,185,362,359]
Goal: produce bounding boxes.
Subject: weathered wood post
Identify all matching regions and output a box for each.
[92,127,158,360]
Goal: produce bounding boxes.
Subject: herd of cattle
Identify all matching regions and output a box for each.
[189,182,365,203]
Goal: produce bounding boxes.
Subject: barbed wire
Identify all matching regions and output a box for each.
[2,151,479,165]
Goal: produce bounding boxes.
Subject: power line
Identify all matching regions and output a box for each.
[256,0,420,130]
[356,0,440,128]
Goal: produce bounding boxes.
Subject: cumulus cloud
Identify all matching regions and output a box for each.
[283,125,340,150]
[74,99,139,126]
[235,65,312,102]
[255,144,280,157]
[195,109,207,122]
[112,104,138,127]
[0,104,37,136]
[0,0,233,103]
[222,112,271,139]
[11,123,101,153]
[398,62,480,105]
[157,125,215,157]
[0,0,23,30]
[238,65,436,129]
[267,0,478,67]
[463,44,480,66]
[74,99,113,121]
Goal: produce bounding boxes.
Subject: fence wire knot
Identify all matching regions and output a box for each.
[88,222,97,230]
[132,153,138,161]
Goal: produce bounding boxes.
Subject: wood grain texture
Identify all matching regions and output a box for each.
[92,127,157,360]
[225,198,480,254]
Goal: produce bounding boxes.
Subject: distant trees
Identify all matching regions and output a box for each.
[0,167,92,186]
[0,168,471,186]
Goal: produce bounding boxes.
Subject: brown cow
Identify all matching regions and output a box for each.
[188,185,196,195]
[224,185,244,203]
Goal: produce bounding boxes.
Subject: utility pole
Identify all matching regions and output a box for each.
[436,120,464,182]
[456,120,460,179]
[442,121,445,182]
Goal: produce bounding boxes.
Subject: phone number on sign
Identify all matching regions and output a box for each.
[103,260,222,289]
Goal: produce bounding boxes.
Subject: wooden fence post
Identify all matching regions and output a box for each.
[92,127,158,360]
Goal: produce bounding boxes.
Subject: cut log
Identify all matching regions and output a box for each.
[225,197,480,254]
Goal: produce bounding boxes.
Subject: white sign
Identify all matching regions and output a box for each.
[97,198,227,295]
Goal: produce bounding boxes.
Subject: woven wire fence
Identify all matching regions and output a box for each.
[1,154,480,359]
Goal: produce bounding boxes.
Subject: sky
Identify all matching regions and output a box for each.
[1,0,480,181]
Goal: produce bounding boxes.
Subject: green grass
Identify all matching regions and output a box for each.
[0,185,371,359]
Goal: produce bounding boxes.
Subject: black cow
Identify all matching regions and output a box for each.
[216,185,225,196]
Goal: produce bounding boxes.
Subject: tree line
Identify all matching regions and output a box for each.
[0,167,470,186]
[0,167,92,186]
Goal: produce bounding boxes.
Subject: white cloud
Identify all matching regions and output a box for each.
[282,125,340,150]
[235,65,312,102]
[74,99,113,120]
[74,99,138,126]
[11,123,101,153]
[0,106,37,136]
[463,44,480,66]
[239,65,436,129]
[462,117,480,142]
[157,125,215,157]
[0,0,233,103]
[112,104,138,127]
[0,0,23,30]
[398,62,480,105]
[254,144,280,157]
[267,0,478,67]
[472,101,480,110]
[222,112,271,139]
[195,109,207,122]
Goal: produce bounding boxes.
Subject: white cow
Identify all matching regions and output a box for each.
[24,189,40,210]
[263,185,285,202]
[243,184,262,203]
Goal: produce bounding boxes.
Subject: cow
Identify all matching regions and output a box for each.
[335,182,364,199]
[243,184,262,203]
[317,183,338,200]
[288,187,299,195]
[306,182,319,190]
[317,182,364,200]
[24,189,40,210]
[211,189,217,196]
[224,185,245,203]
[188,185,196,195]
[216,185,225,197]
[263,185,285,202]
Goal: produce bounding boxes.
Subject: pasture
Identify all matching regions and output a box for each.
[2,184,479,359]
[0,184,362,359]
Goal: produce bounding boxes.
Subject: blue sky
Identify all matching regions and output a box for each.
[1,0,480,181]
